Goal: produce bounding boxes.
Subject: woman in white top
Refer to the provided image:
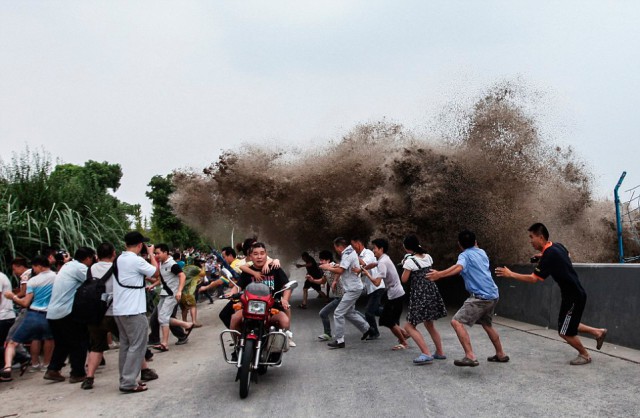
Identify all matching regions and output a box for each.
[401,235,447,365]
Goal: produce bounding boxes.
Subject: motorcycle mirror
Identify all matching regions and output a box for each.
[283,280,298,291]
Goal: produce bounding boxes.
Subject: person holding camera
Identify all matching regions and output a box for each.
[113,232,159,393]
[45,247,96,383]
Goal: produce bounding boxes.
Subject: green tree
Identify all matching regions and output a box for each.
[0,148,132,272]
[146,174,203,248]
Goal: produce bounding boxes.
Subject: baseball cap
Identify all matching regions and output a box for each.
[124,231,150,246]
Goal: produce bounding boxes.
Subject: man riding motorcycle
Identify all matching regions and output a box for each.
[229,242,292,333]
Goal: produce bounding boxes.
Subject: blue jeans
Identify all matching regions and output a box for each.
[364,289,384,336]
[319,298,341,335]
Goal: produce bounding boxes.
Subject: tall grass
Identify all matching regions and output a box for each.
[0,195,125,273]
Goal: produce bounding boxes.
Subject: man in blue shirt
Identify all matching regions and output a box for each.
[427,230,508,367]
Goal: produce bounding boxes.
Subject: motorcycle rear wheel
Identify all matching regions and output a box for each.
[239,338,255,399]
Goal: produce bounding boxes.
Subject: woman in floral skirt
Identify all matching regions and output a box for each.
[401,235,447,365]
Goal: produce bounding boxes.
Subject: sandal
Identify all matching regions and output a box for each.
[184,324,195,338]
[454,357,480,367]
[392,344,408,351]
[596,329,607,350]
[413,353,434,365]
[119,384,148,394]
[152,344,169,352]
[487,354,510,363]
[19,359,30,376]
[569,355,591,366]
[0,367,12,382]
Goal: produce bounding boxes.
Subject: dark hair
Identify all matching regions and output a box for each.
[173,252,181,260]
[156,243,170,253]
[350,236,367,246]
[250,242,266,253]
[221,247,236,258]
[458,230,476,249]
[42,246,57,258]
[403,235,426,254]
[301,252,314,263]
[371,238,389,253]
[528,223,549,240]
[333,237,348,247]
[318,250,334,262]
[97,242,116,260]
[74,247,96,262]
[31,255,50,268]
[11,257,29,268]
[242,238,257,256]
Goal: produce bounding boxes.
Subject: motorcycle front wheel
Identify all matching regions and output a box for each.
[239,338,255,399]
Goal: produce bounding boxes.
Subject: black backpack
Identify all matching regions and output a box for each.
[71,262,116,325]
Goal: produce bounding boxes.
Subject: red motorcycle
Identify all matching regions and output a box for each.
[220,280,298,398]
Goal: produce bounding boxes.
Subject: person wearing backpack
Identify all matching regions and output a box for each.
[45,247,96,383]
[82,242,158,390]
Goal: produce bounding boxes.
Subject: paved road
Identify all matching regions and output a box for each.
[2,284,639,418]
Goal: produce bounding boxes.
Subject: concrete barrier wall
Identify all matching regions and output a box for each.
[493,263,640,350]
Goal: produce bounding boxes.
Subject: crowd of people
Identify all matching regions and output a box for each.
[0,231,238,393]
[295,224,608,367]
[0,222,610,396]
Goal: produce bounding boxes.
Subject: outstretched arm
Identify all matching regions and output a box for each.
[495,266,539,283]
[426,264,463,282]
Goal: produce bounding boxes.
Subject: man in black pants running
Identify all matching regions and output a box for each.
[496,223,607,365]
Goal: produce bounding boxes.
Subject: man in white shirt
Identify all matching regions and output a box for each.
[147,244,193,352]
[46,247,96,383]
[351,237,385,340]
[320,237,372,349]
[113,231,158,393]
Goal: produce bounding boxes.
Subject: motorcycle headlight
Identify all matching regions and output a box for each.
[248,300,267,315]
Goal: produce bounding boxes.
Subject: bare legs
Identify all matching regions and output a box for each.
[404,320,443,356]
[451,319,506,361]
[561,323,607,359]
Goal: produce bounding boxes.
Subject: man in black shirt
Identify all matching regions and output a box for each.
[496,223,607,365]
[229,243,292,332]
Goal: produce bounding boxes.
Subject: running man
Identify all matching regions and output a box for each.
[495,223,607,365]
[427,230,508,367]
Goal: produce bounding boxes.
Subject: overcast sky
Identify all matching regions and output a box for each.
[1,1,639,218]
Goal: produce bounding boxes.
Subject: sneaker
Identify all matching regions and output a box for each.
[81,377,94,390]
[327,340,345,349]
[365,332,380,341]
[140,368,158,381]
[144,349,154,361]
[43,370,66,382]
[28,363,42,373]
[361,328,375,341]
[413,353,434,365]
[285,330,296,347]
[176,336,189,345]
[69,374,87,384]
[317,333,332,341]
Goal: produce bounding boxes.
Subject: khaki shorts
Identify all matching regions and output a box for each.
[157,296,178,326]
[452,297,498,327]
